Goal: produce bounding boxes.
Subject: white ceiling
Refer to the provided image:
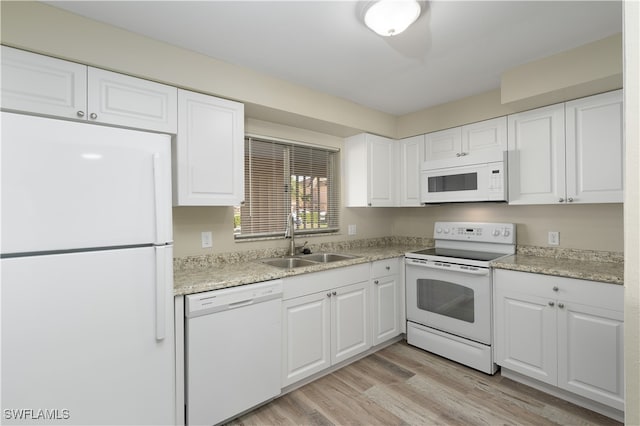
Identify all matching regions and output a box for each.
[45,0,622,116]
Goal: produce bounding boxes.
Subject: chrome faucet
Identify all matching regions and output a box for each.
[285,213,296,256]
[285,213,307,256]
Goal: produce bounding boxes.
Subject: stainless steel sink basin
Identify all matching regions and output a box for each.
[300,253,359,263]
[261,257,317,269]
[260,252,360,269]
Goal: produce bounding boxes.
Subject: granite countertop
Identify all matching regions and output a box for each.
[491,247,624,285]
[174,238,430,296]
[175,239,624,296]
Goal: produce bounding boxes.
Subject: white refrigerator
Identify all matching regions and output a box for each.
[1,112,175,425]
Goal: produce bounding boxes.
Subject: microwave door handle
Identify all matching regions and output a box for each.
[411,261,490,276]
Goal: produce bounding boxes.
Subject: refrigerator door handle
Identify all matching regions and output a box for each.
[152,152,165,245]
[155,246,166,341]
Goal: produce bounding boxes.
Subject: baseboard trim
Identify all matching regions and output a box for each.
[501,368,624,423]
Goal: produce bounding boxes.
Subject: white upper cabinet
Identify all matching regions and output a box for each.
[462,117,508,155]
[87,68,177,133]
[424,127,462,161]
[1,46,177,133]
[174,89,245,206]
[508,90,623,205]
[565,90,624,204]
[507,104,566,204]
[424,117,506,161]
[397,135,425,206]
[1,46,87,120]
[344,133,396,207]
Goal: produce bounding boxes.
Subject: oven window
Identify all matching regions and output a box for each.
[416,279,475,323]
[428,172,477,193]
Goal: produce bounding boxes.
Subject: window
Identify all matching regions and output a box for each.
[234,136,339,239]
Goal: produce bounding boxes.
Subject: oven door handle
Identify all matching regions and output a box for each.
[406,259,490,276]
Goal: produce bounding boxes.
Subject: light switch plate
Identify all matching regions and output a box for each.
[348,224,357,235]
[548,231,560,246]
[201,231,213,248]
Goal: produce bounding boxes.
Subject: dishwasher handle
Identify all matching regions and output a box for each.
[186,280,283,318]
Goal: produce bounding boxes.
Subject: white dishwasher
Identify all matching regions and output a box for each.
[185,280,283,426]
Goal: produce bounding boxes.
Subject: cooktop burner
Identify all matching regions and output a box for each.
[405,221,516,267]
[409,247,510,262]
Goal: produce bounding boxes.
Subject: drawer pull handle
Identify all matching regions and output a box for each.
[553,286,559,292]
[558,303,565,309]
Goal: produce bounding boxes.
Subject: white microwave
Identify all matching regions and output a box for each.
[420,151,507,204]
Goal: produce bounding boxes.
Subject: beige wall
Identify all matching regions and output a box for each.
[392,204,623,252]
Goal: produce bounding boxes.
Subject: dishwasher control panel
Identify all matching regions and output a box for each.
[185,279,283,318]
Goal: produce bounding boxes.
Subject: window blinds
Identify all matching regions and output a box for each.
[236,137,339,239]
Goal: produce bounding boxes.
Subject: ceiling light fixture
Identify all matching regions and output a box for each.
[364,0,422,37]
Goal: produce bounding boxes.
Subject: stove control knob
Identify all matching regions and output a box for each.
[492,229,501,237]
[443,228,450,234]
[503,229,511,237]
[436,227,442,234]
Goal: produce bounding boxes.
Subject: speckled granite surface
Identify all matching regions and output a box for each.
[491,245,624,285]
[174,237,433,296]
[175,239,624,296]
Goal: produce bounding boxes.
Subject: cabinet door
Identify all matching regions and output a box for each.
[507,104,566,205]
[495,290,557,385]
[1,46,87,120]
[367,135,396,206]
[87,67,177,133]
[372,275,400,345]
[557,302,624,410]
[282,291,331,387]
[175,89,245,206]
[462,117,507,155]
[397,135,425,206]
[565,90,624,204]
[424,127,462,161]
[331,281,371,364]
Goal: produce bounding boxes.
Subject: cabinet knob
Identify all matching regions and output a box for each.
[385,266,390,270]
[456,152,462,157]
[76,111,85,118]
[327,293,332,298]
[368,203,372,207]
[548,301,555,307]
[553,286,559,292]
[374,280,379,285]
[567,198,574,203]
[558,303,565,309]
[558,198,565,203]
[89,112,98,120]
[332,291,337,296]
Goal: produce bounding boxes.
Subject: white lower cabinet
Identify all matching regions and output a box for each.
[371,258,402,345]
[281,264,371,387]
[494,269,624,412]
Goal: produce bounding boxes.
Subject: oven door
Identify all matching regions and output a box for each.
[405,258,492,344]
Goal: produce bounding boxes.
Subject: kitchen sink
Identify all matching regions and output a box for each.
[260,252,361,269]
[261,257,317,269]
[299,253,359,263]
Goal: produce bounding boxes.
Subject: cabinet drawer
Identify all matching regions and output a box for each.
[371,258,400,277]
[283,263,369,300]
[494,269,623,311]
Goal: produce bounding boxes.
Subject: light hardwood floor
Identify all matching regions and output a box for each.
[229,341,621,426]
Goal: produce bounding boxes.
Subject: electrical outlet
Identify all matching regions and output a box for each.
[348,224,357,235]
[548,231,560,246]
[201,231,213,248]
